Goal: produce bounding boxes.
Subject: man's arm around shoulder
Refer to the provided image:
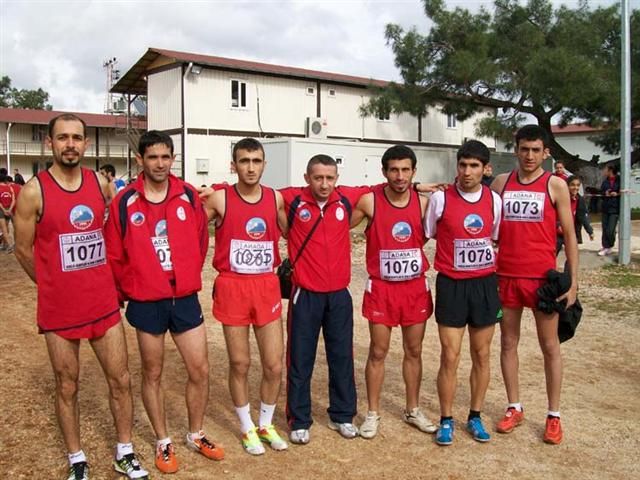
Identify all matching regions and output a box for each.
[13,179,41,283]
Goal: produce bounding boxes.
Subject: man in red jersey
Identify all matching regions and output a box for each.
[425,140,502,446]
[203,138,289,456]
[13,114,148,480]
[491,124,578,445]
[105,131,223,474]
[350,145,437,440]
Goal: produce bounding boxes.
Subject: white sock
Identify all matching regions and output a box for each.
[187,430,204,442]
[156,437,172,448]
[68,450,86,466]
[258,402,276,427]
[235,404,255,433]
[548,410,561,418]
[116,442,133,461]
[508,402,523,412]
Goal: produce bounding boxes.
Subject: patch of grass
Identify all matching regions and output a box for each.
[600,264,640,288]
[592,299,640,316]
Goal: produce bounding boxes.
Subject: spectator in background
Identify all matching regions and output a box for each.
[556,176,594,255]
[13,168,26,185]
[598,164,620,256]
[553,161,570,181]
[100,163,126,197]
[481,163,495,187]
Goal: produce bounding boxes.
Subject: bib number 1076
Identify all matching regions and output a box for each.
[379,249,422,281]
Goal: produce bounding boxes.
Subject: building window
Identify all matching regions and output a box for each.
[306,86,315,96]
[32,125,46,142]
[328,88,336,98]
[377,110,391,122]
[231,79,247,108]
[447,114,457,128]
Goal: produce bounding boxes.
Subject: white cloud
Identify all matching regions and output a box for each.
[0,0,622,113]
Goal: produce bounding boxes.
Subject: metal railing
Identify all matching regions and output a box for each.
[0,142,130,158]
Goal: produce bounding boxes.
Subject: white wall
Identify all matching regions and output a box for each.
[148,66,183,131]
[554,133,617,163]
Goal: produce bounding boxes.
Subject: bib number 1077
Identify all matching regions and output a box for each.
[59,229,107,272]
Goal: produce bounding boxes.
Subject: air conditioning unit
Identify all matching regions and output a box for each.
[306,117,327,139]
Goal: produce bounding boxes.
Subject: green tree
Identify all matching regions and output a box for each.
[363,0,639,169]
[0,75,53,110]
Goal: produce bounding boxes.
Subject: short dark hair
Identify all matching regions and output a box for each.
[0,175,7,183]
[100,164,116,177]
[515,124,551,149]
[138,130,174,157]
[555,161,565,167]
[48,113,87,138]
[381,145,417,170]
[0,168,7,176]
[232,138,264,162]
[306,154,337,174]
[566,175,582,185]
[457,140,490,165]
[605,164,618,175]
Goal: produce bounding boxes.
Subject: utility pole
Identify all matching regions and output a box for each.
[618,0,631,265]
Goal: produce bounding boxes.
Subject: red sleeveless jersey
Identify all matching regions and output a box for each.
[434,185,496,279]
[35,168,119,332]
[365,186,428,281]
[213,185,281,274]
[498,170,557,279]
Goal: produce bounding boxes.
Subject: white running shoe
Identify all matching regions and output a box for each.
[359,412,381,439]
[289,429,310,445]
[327,420,359,438]
[403,407,437,433]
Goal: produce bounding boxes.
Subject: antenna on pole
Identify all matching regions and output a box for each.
[103,57,123,114]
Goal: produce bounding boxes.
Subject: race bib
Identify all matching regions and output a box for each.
[230,239,274,274]
[454,237,494,271]
[379,248,422,281]
[503,191,545,222]
[59,229,106,272]
[152,236,173,272]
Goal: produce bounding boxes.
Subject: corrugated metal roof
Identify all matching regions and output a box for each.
[111,47,389,95]
[0,107,146,129]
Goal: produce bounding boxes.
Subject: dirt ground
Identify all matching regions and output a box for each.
[1,223,638,479]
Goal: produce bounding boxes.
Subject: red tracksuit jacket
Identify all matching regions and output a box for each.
[105,173,209,302]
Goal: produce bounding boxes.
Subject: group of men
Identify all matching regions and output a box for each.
[12,113,578,479]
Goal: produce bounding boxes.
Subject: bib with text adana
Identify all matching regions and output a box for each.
[379,248,423,281]
[230,239,275,274]
[152,236,173,272]
[59,229,106,272]
[453,237,494,271]
[502,191,545,222]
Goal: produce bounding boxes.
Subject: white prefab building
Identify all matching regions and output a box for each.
[112,48,497,186]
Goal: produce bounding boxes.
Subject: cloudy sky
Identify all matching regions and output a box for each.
[0,0,624,113]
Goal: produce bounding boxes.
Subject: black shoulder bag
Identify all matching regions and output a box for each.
[277,198,322,298]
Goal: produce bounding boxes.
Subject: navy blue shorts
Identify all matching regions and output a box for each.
[126,294,203,335]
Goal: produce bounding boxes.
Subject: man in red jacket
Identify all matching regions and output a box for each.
[281,155,371,444]
[105,131,223,474]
